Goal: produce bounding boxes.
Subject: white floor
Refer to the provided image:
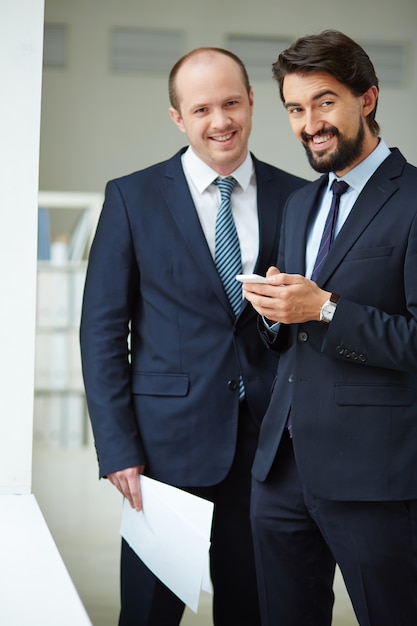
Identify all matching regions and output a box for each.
[32,443,359,626]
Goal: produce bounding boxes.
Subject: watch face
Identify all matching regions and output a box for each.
[321,302,336,322]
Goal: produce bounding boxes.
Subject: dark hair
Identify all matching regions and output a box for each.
[273,30,380,135]
[168,47,251,112]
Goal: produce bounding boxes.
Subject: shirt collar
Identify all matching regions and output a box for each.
[182,146,254,193]
[328,138,391,193]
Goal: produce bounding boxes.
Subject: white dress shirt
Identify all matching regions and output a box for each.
[305,139,391,278]
[181,146,259,275]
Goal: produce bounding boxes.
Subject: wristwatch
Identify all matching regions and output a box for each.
[320,293,340,324]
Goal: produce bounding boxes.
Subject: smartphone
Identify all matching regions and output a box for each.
[235,273,268,283]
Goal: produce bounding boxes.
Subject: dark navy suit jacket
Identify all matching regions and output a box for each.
[252,148,417,502]
[80,148,306,485]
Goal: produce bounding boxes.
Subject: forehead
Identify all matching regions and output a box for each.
[283,71,350,104]
[175,53,246,103]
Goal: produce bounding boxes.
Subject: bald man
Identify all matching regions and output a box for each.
[81,47,306,625]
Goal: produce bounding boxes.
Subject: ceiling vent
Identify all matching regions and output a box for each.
[226,35,292,80]
[110,28,183,73]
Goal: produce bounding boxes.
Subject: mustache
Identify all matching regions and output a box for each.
[301,126,339,142]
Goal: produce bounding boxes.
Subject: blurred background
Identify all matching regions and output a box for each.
[32,1,417,624]
[39,0,417,191]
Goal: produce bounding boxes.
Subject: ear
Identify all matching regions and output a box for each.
[362,85,378,117]
[248,86,254,113]
[169,107,186,134]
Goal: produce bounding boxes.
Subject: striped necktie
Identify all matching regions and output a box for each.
[214,177,242,315]
[214,177,245,400]
[311,179,349,283]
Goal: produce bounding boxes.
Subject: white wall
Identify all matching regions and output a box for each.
[0,0,44,493]
[40,0,417,193]
[0,7,94,622]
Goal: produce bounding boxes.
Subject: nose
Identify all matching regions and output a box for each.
[211,107,231,129]
[304,108,324,137]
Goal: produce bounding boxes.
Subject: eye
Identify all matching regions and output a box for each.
[288,106,303,115]
[225,100,238,107]
[194,107,208,115]
[320,100,333,109]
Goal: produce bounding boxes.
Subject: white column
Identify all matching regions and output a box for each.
[0,2,92,623]
[0,0,43,494]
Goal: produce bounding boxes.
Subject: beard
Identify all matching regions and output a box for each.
[302,119,365,173]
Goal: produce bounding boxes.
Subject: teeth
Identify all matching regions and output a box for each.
[213,133,233,142]
[313,134,332,144]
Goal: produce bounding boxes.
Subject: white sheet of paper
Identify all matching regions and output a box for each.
[120,475,214,613]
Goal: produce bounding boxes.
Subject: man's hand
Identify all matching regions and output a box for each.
[243,266,330,324]
[107,465,145,511]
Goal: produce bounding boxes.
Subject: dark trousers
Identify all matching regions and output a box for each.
[119,400,261,626]
[250,430,417,626]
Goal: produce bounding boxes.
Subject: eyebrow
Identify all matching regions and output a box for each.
[284,89,339,110]
[189,93,244,109]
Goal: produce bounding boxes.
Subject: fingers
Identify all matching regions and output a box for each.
[243,274,316,324]
[236,266,322,321]
[242,272,289,301]
[266,266,280,277]
[107,465,145,511]
[243,283,288,323]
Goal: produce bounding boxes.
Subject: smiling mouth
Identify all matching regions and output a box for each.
[302,127,338,149]
[211,132,235,143]
[312,133,333,145]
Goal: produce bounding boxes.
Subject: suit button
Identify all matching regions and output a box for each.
[336,345,344,355]
[298,331,308,342]
[288,374,294,382]
[227,380,238,391]
[343,349,351,358]
[359,354,367,362]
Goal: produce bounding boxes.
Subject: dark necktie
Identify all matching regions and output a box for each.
[311,179,349,282]
[214,177,242,315]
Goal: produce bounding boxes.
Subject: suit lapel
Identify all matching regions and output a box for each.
[159,150,233,313]
[286,177,327,276]
[234,157,283,318]
[317,151,402,287]
[252,158,280,274]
